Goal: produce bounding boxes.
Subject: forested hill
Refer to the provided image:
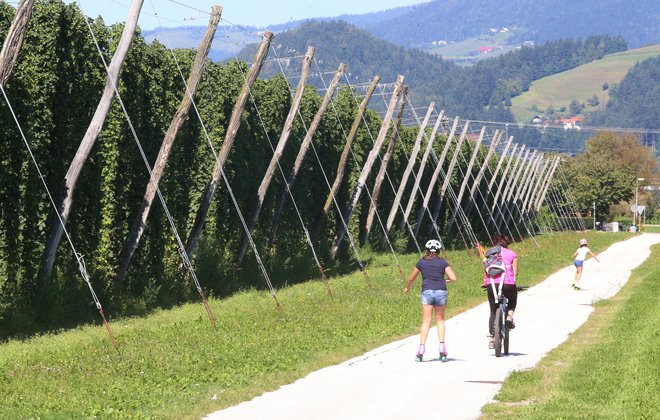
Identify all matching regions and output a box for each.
[238,20,460,109]
[358,0,659,49]
[588,56,660,130]
[239,20,627,120]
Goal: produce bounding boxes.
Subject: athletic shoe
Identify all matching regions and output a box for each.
[506,316,515,329]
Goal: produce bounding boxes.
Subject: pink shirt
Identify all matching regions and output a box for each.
[484,247,517,285]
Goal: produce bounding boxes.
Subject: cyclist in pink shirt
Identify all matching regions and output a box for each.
[484,234,518,349]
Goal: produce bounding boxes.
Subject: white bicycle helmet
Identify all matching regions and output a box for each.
[579,238,588,246]
[425,239,442,253]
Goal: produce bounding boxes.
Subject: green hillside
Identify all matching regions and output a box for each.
[510,44,660,122]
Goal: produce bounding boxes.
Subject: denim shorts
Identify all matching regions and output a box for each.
[420,289,447,307]
[574,259,584,268]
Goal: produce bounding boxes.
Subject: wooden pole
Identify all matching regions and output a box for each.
[491,143,522,210]
[330,74,404,258]
[496,149,533,230]
[0,0,34,86]
[522,156,551,216]
[400,115,456,232]
[414,120,468,236]
[312,75,380,244]
[487,136,514,190]
[268,62,346,247]
[384,103,435,234]
[117,6,222,282]
[39,0,144,280]
[235,46,315,264]
[445,127,496,233]
[362,87,408,244]
[535,156,561,211]
[184,31,274,258]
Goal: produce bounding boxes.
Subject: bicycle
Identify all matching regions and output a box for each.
[487,280,528,357]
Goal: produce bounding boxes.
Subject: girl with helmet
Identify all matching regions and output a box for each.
[404,238,457,361]
[572,238,600,290]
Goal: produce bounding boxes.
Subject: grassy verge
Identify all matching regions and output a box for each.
[481,242,660,418]
[0,232,629,418]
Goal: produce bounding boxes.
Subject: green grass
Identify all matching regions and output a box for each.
[481,242,660,418]
[643,224,660,233]
[0,232,629,418]
[510,44,660,121]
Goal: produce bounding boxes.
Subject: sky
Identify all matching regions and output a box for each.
[63,0,428,29]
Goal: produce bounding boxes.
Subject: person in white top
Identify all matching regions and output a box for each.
[572,238,600,290]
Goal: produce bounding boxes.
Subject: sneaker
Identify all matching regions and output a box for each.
[506,316,515,329]
[488,335,495,349]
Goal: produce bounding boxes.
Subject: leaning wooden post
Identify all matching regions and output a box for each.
[268,62,346,247]
[39,0,144,280]
[522,156,551,217]
[444,126,485,233]
[491,143,522,210]
[117,5,222,282]
[487,136,514,190]
[235,46,315,264]
[497,149,533,230]
[330,74,404,258]
[184,31,274,258]
[363,86,408,243]
[512,152,541,204]
[400,115,456,232]
[534,156,561,211]
[312,75,380,244]
[446,128,504,234]
[414,120,468,236]
[0,0,34,86]
[517,154,544,212]
[384,103,435,234]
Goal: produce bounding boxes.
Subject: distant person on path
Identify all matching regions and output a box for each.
[404,239,457,361]
[484,234,518,349]
[572,238,600,290]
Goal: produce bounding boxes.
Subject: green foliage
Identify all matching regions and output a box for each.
[559,132,655,218]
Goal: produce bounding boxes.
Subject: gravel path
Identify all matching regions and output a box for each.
[206,234,660,420]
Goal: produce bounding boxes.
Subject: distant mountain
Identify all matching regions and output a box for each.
[365,0,659,50]
[237,21,627,122]
[236,20,459,109]
[142,0,658,66]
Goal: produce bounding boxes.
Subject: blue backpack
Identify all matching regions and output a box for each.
[483,245,506,277]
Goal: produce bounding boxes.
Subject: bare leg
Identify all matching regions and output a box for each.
[575,266,583,286]
[419,304,433,345]
[435,306,446,342]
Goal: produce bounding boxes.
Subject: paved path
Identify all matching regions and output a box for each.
[207,234,660,420]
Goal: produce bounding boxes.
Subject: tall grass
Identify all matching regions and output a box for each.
[0,232,629,418]
[481,241,659,418]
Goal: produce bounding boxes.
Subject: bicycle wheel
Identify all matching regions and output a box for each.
[504,327,509,355]
[494,308,502,357]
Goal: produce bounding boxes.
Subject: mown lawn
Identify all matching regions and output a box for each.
[0,231,630,418]
[481,241,659,418]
